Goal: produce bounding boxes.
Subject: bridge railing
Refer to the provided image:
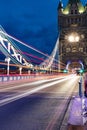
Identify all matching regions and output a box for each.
[0,73,69,82]
[0,74,36,82]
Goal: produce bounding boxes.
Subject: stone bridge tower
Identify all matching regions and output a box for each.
[58,0,87,69]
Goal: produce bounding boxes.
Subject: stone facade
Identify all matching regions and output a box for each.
[58,0,87,69]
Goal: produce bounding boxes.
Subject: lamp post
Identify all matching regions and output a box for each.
[5,57,10,75]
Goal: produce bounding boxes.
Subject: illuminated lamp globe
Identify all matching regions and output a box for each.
[68,35,74,42]
[75,36,80,42]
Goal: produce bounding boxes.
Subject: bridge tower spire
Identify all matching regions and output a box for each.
[58,0,63,9]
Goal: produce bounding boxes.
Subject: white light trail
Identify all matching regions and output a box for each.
[0,75,68,92]
[0,31,49,58]
[40,38,59,69]
[0,30,63,67]
[0,75,76,106]
[0,29,65,71]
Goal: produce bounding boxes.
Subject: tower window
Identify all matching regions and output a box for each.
[72,47,77,52]
[75,18,77,23]
[75,10,77,14]
[79,18,81,22]
[68,18,70,24]
[66,48,70,52]
[79,48,83,52]
[71,10,73,14]
[71,18,74,24]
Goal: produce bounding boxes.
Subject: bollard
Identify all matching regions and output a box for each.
[79,78,82,98]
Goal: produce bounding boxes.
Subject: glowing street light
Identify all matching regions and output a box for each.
[68,33,80,42]
[75,36,80,42]
[68,35,74,42]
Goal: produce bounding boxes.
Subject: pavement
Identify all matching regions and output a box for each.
[68,97,87,130]
[68,125,84,130]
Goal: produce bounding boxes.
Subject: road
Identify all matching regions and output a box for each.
[0,74,80,130]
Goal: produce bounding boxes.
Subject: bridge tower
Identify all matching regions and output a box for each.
[58,0,87,69]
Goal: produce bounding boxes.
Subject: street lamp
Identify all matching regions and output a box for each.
[68,33,80,42]
[65,32,80,43]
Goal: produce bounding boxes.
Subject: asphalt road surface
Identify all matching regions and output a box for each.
[0,74,80,130]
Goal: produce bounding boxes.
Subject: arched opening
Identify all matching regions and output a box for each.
[66,60,84,73]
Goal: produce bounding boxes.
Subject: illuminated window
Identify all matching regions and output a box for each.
[79,48,83,52]
[66,48,70,52]
[72,47,77,52]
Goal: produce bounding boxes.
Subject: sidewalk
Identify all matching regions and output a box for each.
[68,97,87,130]
[68,124,84,130]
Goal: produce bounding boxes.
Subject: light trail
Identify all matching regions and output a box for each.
[0,28,67,74]
[0,74,76,106]
[22,52,44,61]
[0,61,65,73]
[0,30,65,67]
[0,31,49,58]
[0,75,69,91]
[0,62,29,68]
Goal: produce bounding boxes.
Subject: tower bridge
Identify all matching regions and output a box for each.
[0,1,87,130]
[0,0,87,75]
[58,0,87,70]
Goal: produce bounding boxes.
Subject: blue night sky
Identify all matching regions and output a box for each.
[0,0,68,54]
[0,0,84,56]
